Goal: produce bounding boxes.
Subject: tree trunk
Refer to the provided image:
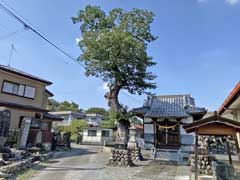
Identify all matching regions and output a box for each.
[105,82,129,148]
[105,83,122,112]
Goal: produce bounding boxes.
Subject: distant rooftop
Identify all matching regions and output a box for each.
[86,113,104,118]
[133,94,206,118]
[50,111,86,119]
[0,64,52,85]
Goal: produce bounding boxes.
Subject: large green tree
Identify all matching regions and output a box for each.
[47,99,83,112]
[72,6,157,145]
[72,6,157,111]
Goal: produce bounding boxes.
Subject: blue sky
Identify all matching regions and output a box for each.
[0,0,239,111]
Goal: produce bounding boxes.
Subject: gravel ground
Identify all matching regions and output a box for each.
[24,144,181,180]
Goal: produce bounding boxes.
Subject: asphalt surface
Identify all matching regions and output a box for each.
[26,144,180,180]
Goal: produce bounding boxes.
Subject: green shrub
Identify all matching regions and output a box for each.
[70,133,78,142]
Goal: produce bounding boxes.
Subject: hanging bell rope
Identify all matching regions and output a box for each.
[156,121,180,130]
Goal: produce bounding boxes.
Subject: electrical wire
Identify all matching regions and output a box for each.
[0,2,85,68]
[0,27,27,40]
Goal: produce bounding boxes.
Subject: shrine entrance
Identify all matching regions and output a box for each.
[156,119,180,149]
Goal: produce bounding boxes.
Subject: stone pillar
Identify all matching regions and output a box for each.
[128,126,143,161]
[0,108,11,148]
[19,117,31,149]
[127,126,138,149]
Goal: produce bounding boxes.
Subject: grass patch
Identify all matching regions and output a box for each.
[16,168,36,180]
[16,163,46,180]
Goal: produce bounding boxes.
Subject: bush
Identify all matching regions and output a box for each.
[70,133,78,142]
[55,119,87,143]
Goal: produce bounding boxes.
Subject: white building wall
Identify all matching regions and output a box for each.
[180,116,195,153]
[82,129,113,145]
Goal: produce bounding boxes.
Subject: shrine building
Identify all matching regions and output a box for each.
[133,94,207,161]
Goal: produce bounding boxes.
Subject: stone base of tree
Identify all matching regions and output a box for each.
[129,148,143,161]
[108,148,134,167]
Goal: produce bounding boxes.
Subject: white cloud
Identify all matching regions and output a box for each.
[75,37,82,44]
[225,0,239,5]
[197,0,239,5]
[102,82,109,92]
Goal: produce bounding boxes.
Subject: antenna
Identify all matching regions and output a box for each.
[8,44,16,67]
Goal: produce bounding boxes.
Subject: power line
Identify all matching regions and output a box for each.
[0,2,85,68]
[0,27,27,40]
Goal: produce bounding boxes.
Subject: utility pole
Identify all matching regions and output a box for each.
[8,44,16,67]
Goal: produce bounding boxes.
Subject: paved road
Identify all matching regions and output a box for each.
[26,144,181,180]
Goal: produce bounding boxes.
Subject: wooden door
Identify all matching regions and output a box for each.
[156,120,180,149]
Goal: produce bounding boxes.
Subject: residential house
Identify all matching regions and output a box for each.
[219,81,240,146]
[50,111,86,126]
[85,113,103,127]
[0,64,62,148]
[133,94,206,161]
[219,81,240,121]
[82,127,113,145]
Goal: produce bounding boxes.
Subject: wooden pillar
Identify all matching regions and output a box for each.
[233,130,240,161]
[226,138,233,165]
[195,129,199,180]
[153,120,157,148]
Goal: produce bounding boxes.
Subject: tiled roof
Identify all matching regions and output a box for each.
[45,89,54,97]
[43,113,63,121]
[0,64,52,85]
[185,106,207,114]
[133,94,206,118]
[183,113,240,133]
[0,101,48,112]
[218,81,240,115]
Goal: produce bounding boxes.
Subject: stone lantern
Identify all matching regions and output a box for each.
[127,125,138,149]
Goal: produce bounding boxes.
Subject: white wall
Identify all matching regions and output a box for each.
[82,129,113,145]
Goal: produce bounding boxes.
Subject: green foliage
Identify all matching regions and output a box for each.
[55,119,87,142]
[70,133,78,142]
[72,5,157,96]
[107,108,133,126]
[47,99,83,112]
[101,119,115,129]
[55,119,87,134]
[5,129,19,147]
[47,99,60,111]
[85,107,108,117]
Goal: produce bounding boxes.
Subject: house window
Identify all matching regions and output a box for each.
[88,130,97,136]
[2,81,36,99]
[24,86,36,98]
[102,130,109,137]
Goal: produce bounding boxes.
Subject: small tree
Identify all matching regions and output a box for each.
[85,107,108,117]
[72,5,157,146]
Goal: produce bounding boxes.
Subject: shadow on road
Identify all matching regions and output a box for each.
[39,166,105,171]
[53,146,98,160]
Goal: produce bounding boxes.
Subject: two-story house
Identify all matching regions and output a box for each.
[0,64,62,148]
[50,111,86,127]
[85,113,103,127]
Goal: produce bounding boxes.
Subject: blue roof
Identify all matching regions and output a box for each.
[133,94,206,118]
